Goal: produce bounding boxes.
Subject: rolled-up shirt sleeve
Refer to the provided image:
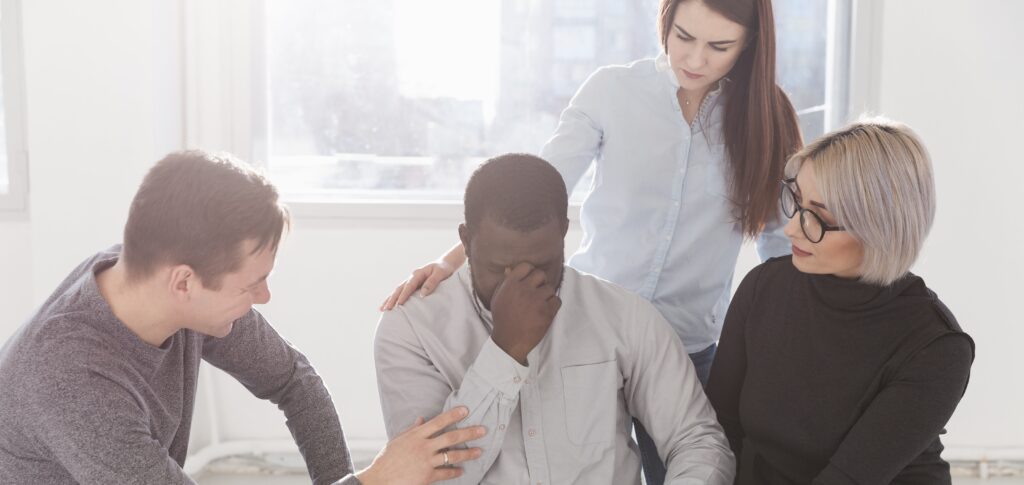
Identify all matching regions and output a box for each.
[374,309,528,484]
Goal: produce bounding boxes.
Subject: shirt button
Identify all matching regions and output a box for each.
[528,429,536,437]
[499,424,506,431]
[513,376,521,383]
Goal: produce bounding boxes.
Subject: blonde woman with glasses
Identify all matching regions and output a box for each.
[706,118,974,484]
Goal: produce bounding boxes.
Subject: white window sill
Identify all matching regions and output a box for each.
[284,198,582,224]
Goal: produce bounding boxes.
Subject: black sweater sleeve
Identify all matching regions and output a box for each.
[706,264,764,462]
[812,333,974,485]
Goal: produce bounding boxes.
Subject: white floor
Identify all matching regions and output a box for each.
[192,453,1024,484]
[195,468,1024,485]
[196,474,1024,485]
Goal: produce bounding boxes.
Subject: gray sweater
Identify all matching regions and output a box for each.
[0,247,360,484]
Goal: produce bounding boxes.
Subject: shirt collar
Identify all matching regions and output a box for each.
[460,265,494,331]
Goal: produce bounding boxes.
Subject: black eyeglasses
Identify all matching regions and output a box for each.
[780,178,845,243]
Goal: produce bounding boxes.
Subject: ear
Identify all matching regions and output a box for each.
[167,265,197,302]
[458,223,472,260]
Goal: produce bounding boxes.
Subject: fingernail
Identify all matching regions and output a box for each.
[458,407,468,417]
[477,427,486,437]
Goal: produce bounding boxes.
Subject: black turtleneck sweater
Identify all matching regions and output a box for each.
[706,256,974,485]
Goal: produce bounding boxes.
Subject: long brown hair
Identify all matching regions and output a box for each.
[659,0,802,238]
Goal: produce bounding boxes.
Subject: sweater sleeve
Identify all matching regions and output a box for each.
[812,333,974,485]
[706,264,765,462]
[202,310,355,485]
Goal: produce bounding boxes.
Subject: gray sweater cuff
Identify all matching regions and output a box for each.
[334,474,362,485]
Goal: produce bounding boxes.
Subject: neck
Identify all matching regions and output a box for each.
[679,84,713,105]
[96,260,180,347]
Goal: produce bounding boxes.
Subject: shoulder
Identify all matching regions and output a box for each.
[575,58,661,95]
[902,277,975,356]
[3,311,116,374]
[737,255,796,294]
[560,268,664,333]
[0,316,132,415]
[563,266,646,307]
[375,268,474,343]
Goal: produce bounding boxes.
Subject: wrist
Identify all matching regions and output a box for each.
[492,335,529,365]
[354,468,377,485]
[436,258,454,273]
[439,255,460,272]
[443,247,467,269]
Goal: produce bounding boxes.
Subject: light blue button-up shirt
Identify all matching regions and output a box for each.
[540,54,790,353]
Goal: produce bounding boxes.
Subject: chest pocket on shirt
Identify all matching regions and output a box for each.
[561,360,619,445]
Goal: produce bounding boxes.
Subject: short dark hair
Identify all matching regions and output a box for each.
[122,150,290,290]
[463,153,568,234]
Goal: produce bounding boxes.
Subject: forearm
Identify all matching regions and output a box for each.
[277,368,354,484]
[628,300,735,484]
[662,390,736,484]
[378,338,527,484]
[812,335,973,484]
[202,312,354,483]
[440,242,467,270]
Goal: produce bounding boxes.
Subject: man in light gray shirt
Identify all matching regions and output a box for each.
[375,153,735,484]
[0,150,484,485]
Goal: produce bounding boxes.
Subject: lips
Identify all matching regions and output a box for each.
[792,244,812,257]
[682,69,704,80]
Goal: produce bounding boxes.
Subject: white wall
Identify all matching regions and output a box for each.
[0,0,182,338]
[874,0,1024,449]
[0,0,1021,465]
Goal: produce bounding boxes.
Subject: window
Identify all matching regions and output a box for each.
[264,0,661,203]
[776,0,851,142]
[204,0,851,206]
[0,0,27,211]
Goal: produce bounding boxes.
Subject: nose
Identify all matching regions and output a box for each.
[783,213,803,241]
[253,282,271,305]
[685,46,706,70]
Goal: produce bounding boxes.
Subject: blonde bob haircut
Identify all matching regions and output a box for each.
[784,117,935,286]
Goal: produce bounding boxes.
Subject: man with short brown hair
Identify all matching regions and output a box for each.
[0,150,484,485]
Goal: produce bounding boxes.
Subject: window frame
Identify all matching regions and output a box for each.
[185,0,866,221]
[0,0,29,214]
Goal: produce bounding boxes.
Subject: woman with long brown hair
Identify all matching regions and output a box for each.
[381,0,802,482]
